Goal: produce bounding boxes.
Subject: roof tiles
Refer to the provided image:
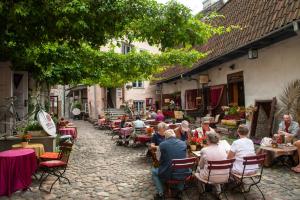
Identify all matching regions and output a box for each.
[157,0,300,82]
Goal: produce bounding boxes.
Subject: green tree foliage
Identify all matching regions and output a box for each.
[0,0,232,87]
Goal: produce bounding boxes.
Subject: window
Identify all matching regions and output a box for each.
[133,101,144,114]
[132,81,144,88]
[121,43,132,54]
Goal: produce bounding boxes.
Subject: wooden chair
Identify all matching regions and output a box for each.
[195,159,235,200]
[39,146,72,192]
[231,154,266,200]
[166,157,197,198]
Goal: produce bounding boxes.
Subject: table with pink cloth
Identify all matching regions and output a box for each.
[59,127,78,139]
[120,127,133,137]
[0,149,37,197]
[98,118,106,125]
[135,134,151,143]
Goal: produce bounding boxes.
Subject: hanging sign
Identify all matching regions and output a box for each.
[37,110,56,136]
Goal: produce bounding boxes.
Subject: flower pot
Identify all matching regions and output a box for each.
[190,145,197,151]
[196,145,202,151]
[21,142,28,148]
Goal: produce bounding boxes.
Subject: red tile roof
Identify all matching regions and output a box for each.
[157,0,300,83]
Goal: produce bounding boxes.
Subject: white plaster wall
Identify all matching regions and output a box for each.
[204,34,300,106]
[124,81,157,103]
[160,34,300,108]
[162,77,199,109]
[87,85,106,118]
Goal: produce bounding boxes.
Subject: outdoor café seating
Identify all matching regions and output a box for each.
[39,145,73,193]
[166,157,197,198]
[194,159,235,200]
[0,149,37,197]
[231,154,266,200]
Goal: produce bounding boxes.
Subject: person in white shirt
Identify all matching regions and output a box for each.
[133,116,146,128]
[227,125,258,175]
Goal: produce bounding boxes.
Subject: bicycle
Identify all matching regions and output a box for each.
[0,95,46,137]
[0,96,21,136]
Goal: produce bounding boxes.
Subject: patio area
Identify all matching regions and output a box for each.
[1,120,300,200]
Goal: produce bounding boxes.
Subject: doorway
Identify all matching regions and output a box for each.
[227,71,245,106]
[250,98,277,140]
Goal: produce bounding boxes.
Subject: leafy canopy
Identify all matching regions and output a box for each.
[0,0,231,87]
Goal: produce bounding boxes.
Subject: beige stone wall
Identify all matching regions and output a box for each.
[161,34,300,108]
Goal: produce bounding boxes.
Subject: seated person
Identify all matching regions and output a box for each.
[155,110,165,122]
[291,128,300,173]
[194,120,216,138]
[150,122,168,150]
[151,110,157,119]
[174,120,190,142]
[133,115,146,128]
[120,115,128,128]
[227,125,258,175]
[195,132,228,191]
[58,117,69,127]
[277,114,299,140]
[152,129,188,200]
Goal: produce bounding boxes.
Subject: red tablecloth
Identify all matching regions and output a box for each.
[59,127,77,139]
[135,134,151,143]
[98,118,106,125]
[0,149,37,197]
[120,127,133,137]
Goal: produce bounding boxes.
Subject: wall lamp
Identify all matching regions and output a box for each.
[248,49,258,59]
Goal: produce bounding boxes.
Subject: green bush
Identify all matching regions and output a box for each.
[25,121,43,132]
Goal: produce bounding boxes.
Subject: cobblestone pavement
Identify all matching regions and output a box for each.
[1,120,300,200]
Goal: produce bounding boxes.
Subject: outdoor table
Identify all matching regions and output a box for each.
[12,143,45,158]
[135,134,151,143]
[98,118,106,125]
[0,149,37,197]
[113,119,122,126]
[59,127,78,139]
[120,127,133,137]
[259,145,297,167]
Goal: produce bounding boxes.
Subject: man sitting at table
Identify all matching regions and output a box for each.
[152,129,188,200]
[133,116,145,128]
[151,122,168,150]
[194,120,216,138]
[277,114,299,139]
[174,120,190,142]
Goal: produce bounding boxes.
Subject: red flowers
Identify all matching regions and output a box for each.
[18,133,32,142]
[190,135,207,145]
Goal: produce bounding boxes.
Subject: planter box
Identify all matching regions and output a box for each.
[27,130,48,137]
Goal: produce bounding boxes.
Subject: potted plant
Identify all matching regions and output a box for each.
[18,132,32,147]
[190,137,201,151]
[25,120,45,137]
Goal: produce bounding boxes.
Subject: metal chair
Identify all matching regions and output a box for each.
[195,159,235,200]
[166,157,197,198]
[40,142,73,161]
[231,154,266,200]
[39,146,72,192]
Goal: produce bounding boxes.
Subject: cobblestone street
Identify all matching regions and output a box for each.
[1,120,300,200]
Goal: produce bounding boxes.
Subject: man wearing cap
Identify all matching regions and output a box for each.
[174,120,191,142]
[194,120,216,138]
